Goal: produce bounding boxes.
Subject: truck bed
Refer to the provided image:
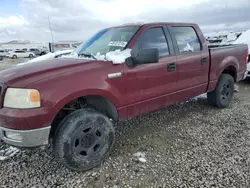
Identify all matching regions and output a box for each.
[208,44,248,88]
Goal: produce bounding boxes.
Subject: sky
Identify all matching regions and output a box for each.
[0,0,249,42]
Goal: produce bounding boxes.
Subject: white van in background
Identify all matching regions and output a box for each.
[0,49,8,57]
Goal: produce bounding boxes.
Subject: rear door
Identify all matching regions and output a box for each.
[124,25,178,117]
[168,25,209,99]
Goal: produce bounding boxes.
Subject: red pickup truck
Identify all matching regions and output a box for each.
[0,22,248,171]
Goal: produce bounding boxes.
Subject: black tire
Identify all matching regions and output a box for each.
[207,74,234,108]
[53,108,115,171]
[12,55,17,59]
[29,54,34,58]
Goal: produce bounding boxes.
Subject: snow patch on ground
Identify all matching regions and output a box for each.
[0,146,20,161]
[192,93,207,101]
[133,152,147,163]
[133,152,145,158]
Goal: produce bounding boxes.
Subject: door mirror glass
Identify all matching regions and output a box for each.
[130,48,159,65]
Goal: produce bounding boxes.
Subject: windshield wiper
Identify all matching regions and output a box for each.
[79,53,97,60]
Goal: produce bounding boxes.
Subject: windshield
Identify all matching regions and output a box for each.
[76,26,139,55]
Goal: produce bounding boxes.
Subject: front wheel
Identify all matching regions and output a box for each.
[12,55,17,59]
[207,74,234,108]
[29,54,34,58]
[53,109,115,171]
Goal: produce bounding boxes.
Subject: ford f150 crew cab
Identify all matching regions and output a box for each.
[0,22,248,171]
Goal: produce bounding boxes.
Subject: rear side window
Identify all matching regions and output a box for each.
[171,27,201,53]
[138,27,169,57]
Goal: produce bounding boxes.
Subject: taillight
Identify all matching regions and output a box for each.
[246,51,249,64]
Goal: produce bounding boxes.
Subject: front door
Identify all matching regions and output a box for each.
[124,26,178,118]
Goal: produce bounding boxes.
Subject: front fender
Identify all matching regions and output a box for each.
[52,88,122,113]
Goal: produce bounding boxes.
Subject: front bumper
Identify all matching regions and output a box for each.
[0,106,54,147]
[0,126,51,147]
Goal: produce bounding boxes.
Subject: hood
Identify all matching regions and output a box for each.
[0,58,93,87]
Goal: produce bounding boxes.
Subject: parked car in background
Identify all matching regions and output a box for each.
[22,48,48,56]
[6,50,35,59]
[0,49,8,57]
[22,49,74,64]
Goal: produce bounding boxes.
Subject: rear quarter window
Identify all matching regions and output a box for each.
[171,26,201,53]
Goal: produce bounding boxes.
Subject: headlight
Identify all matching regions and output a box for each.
[4,88,40,109]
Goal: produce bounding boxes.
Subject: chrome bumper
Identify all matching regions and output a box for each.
[243,70,249,80]
[0,126,51,147]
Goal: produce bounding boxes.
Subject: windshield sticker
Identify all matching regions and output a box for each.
[108,41,127,47]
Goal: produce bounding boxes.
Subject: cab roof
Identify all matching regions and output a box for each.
[112,22,198,28]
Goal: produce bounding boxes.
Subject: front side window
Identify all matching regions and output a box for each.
[78,26,139,55]
[138,27,169,57]
[171,26,201,53]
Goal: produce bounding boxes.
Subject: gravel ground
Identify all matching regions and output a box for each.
[0,57,32,70]
[0,59,250,187]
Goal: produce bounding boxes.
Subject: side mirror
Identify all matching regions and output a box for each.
[127,48,159,66]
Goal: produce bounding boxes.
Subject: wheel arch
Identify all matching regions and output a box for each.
[49,93,119,139]
[221,65,237,82]
[218,56,239,82]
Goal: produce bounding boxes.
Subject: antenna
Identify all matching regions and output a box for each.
[48,16,54,43]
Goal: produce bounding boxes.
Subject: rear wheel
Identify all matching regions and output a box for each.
[53,108,115,171]
[207,74,234,108]
[12,55,17,59]
[29,54,34,58]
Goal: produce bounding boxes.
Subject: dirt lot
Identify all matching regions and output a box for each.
[0,57,29,70]
[0,58,250,188]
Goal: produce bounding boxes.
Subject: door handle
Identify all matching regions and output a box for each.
[201,57,207,65]
[167,63,176,72]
